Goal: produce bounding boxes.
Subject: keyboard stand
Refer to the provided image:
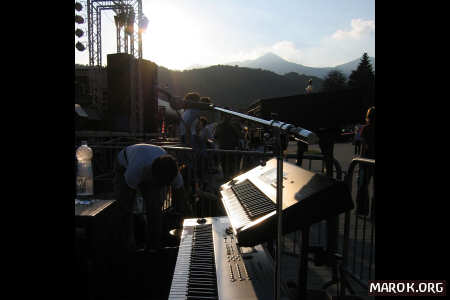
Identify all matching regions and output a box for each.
[298,225,310,300]
[192,106,318,300]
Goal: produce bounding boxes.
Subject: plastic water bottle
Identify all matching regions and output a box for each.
[76,141,94,198]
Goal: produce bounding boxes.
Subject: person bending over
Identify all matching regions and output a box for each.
[114,143,185,253]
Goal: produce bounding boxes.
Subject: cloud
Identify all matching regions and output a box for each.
[234,19,375,67]
[332,19,375,40]
[220,18,374,68]
[271,41,304,61]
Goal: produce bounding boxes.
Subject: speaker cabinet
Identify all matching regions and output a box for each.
[139,59,158,133]
[107,53,135,132]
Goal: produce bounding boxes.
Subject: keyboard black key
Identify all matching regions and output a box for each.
[231,179,276,220]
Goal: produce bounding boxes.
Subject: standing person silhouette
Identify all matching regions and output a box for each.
[353,124,362,155]
[305,79,313,94]
[356,106,375,217]
[214,110,241,180]
[191,116,213,187]
[360,107,375,159]
[297,79,313,166]
[296,142,308,167]
[179,92,201,146]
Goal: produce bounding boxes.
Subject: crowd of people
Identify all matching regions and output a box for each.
[178,92,250,152]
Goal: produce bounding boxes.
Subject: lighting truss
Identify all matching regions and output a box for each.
[85,0,144,66]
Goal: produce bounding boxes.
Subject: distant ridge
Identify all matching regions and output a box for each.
[225,52,375,79]
[155,53,374,110]
[157,64,324,110]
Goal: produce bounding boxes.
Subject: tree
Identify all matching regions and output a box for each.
[348,52,375,107]
[322,70,347,92]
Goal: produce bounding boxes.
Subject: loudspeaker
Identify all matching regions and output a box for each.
[107,53,135,132]
[139,59,159,133]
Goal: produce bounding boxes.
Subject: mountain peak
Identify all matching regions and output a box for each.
[258,52,285,61]
[227,53,374,78]
[261,52,281,58]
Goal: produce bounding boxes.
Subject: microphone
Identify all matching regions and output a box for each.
[279,123,319,144]
[273,121,319,145]
[289,126,319,144]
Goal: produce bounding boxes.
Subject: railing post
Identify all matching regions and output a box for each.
[340,157,375,295]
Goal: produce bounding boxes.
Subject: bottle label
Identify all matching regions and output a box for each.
[77,176,93,196]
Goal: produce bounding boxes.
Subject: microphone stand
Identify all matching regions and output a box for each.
[272,121,284,300]
[210,106,318,300]
[162,89,318,299]
[203,104,318,300]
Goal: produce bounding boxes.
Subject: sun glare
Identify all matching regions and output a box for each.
[143,3,205,70]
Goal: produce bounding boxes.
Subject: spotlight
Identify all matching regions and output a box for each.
[75,15,84,24]
[75,2,83,12]
[139,16,149,32]
[76,41,86,51]
[75,28,84,37]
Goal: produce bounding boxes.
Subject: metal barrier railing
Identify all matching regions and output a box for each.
[81,138,376,294]
[285,153,343,180]
[278,155,376,297]
[83,140,274,213]
[161,146,274,216]
[85,139,345,222]
[281,154,343,257]
[340,157,375,295]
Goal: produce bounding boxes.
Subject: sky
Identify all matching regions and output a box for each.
[75,0,374,70]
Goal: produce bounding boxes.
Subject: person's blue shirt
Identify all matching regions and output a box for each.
[179,108,201,144]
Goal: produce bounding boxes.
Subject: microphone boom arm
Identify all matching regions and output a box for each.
[212,106,318,145]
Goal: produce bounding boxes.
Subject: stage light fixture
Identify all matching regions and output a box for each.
[75,2,83,12]
[139,16,149,33]
[75,28,84,37]
[76,41,86,51]
[75,15,84,24]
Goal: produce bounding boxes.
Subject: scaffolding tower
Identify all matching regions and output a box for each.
[76,0,150,134]
[85,0,145,67]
